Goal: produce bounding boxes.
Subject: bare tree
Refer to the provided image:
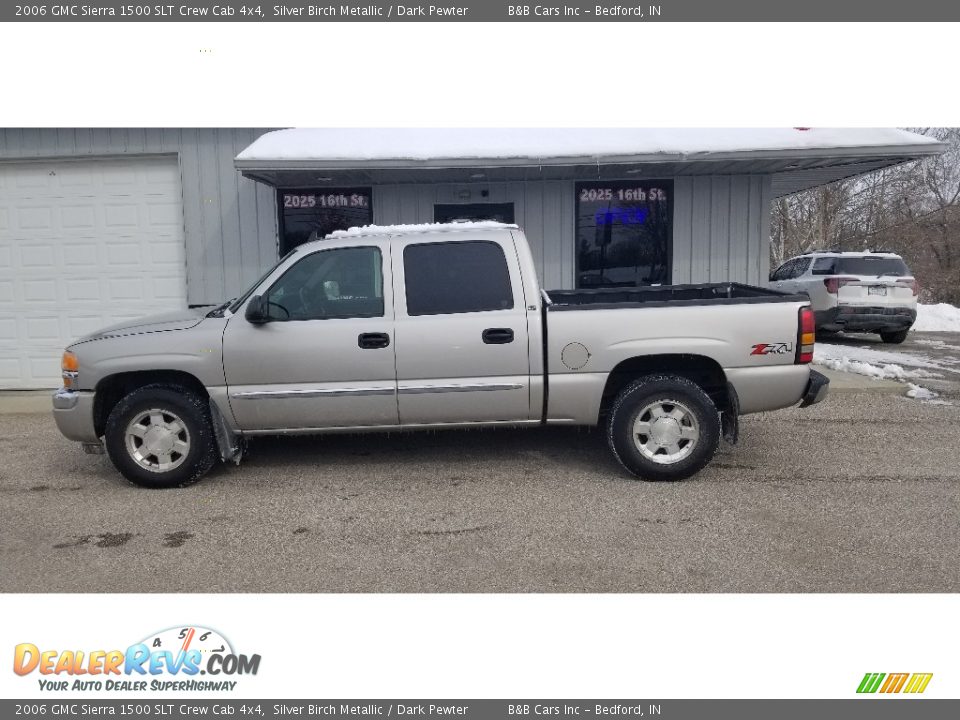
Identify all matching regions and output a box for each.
[771,128,960,303]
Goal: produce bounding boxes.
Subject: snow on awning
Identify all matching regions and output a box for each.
[234,128,947,196]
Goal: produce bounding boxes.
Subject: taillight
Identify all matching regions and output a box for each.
[898,278,920,296]
[823,276,858,294]
[797,307,815,364]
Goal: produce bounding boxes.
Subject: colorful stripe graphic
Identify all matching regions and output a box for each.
[857,672,932,694]
[904,673,934,694]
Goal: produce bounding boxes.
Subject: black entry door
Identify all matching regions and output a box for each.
[434,202,515,224]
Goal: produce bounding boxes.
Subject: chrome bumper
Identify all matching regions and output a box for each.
[52,388,100,443]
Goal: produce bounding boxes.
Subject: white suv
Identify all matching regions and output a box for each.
[769,250,918,344]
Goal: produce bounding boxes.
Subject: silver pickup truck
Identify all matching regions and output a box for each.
[53,221,828,488]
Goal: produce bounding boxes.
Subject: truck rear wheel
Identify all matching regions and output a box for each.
[607,375,721,481]
[104,384,217,489]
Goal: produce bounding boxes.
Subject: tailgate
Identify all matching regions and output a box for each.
[837,278,916,306]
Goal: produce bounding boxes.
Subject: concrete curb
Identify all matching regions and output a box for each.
[815,367,906,394]
[0,390,55,415]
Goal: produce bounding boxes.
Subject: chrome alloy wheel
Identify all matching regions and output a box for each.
[124,408,191,473]
[632,399,700,464]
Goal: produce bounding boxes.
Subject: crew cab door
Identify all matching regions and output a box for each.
[392,233,532,425]
[222,241,398,431]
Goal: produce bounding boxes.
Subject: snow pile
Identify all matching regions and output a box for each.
[814,342,944,377]
[326,221,513,239]
[236,128,940,164]
[906,383,938,400]
[815,355,924,381]
[814,341,954,402]
[913,303,960,332]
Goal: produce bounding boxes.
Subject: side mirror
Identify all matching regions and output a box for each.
[244,295,269,324]
[768,273,776,282]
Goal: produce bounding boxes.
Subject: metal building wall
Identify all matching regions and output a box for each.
[0,129,774,299]
[373,175,772,289]
[0,128,278,306]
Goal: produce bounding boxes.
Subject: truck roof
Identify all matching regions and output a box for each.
[324,221,518,241]
[800,250,901,258]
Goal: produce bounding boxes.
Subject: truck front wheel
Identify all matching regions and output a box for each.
[607,375,721,481]
[104,384,218,489]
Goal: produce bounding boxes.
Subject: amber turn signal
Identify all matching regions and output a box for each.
[62,351,79,372]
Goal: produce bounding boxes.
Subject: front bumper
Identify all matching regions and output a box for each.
[52,388,100,443]
[815,306,916,333]
[799,370,830,408]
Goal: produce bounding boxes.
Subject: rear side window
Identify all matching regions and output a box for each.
[404,241,514,316]
[772,257,809,280]
[812,256,910,276]
[788,258,810,278]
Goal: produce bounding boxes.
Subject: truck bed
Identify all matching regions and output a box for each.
[545,282,806,311]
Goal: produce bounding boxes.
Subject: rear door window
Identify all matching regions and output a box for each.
[403,241,514,316]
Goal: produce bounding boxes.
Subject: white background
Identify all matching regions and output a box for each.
[1,19,958,700]
[2,594,957,699]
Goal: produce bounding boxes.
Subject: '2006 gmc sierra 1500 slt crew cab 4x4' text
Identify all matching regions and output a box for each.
[53,222,828,488]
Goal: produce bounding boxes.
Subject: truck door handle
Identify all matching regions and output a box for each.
[358,332,391,349]
[482,328,514,344]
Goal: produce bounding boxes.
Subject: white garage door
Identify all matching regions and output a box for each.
[0,156,187,389]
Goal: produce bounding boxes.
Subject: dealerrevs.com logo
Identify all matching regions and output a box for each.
[13,626,261,692]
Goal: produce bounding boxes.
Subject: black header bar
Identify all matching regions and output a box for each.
[5,0,960,21]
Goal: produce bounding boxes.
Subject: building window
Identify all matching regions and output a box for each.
[403,241,514,316]
[277,188,372,255]
[434,203,515,224]
[575,181,672,288]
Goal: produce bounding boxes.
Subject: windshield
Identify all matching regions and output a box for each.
[227,249,298,314]
[811,256,910,277]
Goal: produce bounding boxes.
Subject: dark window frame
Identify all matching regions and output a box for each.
[262,245,385,322]
[276,187,374,256]
[434,202,516,224]
[574,179,674,289]
[402,240,515,317]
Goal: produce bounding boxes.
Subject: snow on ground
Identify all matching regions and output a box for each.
[913,303,960,332]
[815,355,932,381]
[814,342,945,379]
[906,383,938,400]
[813,342,951,403]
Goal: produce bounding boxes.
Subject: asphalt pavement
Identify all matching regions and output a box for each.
[1,385,958,593]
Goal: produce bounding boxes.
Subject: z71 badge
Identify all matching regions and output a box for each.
[751,342,794,355]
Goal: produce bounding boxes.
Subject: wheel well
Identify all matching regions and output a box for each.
[598,354,729,422]
[93,370,209,437]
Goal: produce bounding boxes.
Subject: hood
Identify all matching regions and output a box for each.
[76,307,213,344]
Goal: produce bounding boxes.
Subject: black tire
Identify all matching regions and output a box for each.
[607,374,721,482]
[879,329,909,344]
[104,384,218,489]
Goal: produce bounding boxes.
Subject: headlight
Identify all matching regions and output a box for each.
[61,351,79,388]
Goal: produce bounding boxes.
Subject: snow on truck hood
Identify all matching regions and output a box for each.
[76,307,211,343]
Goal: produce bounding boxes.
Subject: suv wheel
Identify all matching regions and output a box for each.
[607,375,721,481]
[104,384,217,489]
[879,329,909,344]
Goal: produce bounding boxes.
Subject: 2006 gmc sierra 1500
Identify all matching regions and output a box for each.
[53,221,829,488]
